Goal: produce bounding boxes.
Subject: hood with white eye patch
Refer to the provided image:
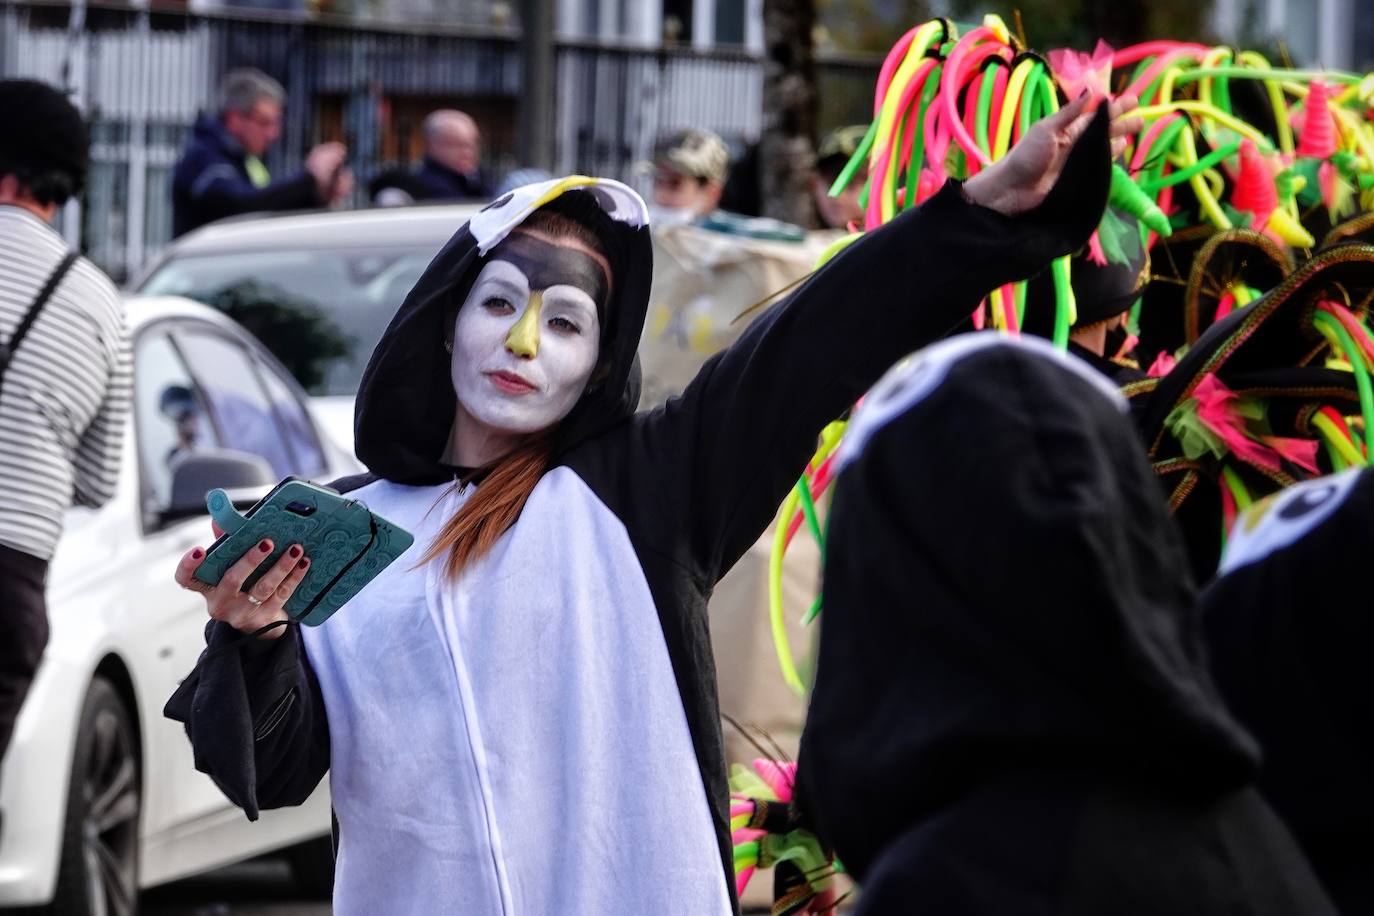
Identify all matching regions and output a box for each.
[354,180,653,484]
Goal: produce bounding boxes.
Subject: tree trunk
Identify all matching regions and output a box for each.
[760,0,819,227]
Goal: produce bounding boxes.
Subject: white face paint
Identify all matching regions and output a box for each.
[450,256,602,444]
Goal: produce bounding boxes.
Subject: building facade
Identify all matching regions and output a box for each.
[1211,0,1373,71]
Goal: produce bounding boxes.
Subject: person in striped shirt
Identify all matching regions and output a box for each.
[0,79,131,769]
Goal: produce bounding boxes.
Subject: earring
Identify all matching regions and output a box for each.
[444,339,453,354]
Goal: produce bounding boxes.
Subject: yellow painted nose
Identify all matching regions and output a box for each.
[505,291,543,358]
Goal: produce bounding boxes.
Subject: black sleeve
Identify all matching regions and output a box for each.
[163,620,330,819]
[608,111,1111,580]
[191,168,321,223]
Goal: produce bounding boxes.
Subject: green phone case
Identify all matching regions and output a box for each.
[192,478,414,626]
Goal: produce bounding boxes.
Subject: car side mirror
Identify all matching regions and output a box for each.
[163,449,276,524]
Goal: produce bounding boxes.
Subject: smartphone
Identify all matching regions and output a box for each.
[193,478,414,626]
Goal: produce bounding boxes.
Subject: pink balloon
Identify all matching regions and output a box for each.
[1112,40,1210,69]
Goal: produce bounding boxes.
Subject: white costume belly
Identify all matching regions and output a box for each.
[303,470,729,915]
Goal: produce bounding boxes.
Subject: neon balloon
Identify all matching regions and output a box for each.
[1130,112,1182,171]
[768,486,806,698]
[1112,40,1211,69]
[1139,140,1240,193]
[1124,49,1202,102]
[941,28,1006,167]
[1110,163,1173,236]
[1134,101,1274,148]
[964,69,987,168]
[827,120,878,197]
[1297,79,1339,159]
[1313,414,1357,472]
[1231,140,1278,216]
[873,24,926,118]
[1314,309,1374,464]
[766,14,1374,697]
[995,58,1037,158]
[1220,466,1254,514]
[987,60,1009,151]
[1313,410,1364,467]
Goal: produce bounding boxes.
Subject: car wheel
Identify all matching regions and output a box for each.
[49,677,140,916]
[286,834,335,898]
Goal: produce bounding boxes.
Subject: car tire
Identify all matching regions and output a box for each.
[286,835,334,899]
[48,677,140,916]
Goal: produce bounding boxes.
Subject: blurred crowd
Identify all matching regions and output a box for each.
[170,66,869,241]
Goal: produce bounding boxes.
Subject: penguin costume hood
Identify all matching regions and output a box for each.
[1203,468,1374,916]
[353,176,652,481]
[798,335,1337,916]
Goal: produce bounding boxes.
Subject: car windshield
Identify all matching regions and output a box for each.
[138,246,435,395]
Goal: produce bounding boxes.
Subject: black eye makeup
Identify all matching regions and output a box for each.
[488,231,611,310]
[470,263,596,340]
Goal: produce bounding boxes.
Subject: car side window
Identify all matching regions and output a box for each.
[134,333,220,514]
[175,329,323,480]
[253,353,327,478]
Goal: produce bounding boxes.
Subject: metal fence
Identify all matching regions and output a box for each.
[0,1,878,280]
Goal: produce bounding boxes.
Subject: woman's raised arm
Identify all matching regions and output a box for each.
[591,97,1134,582]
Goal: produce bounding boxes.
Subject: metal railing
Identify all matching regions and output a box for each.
[0,1,878,280]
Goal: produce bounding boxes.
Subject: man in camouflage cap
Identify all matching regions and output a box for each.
[813,124,868,230]
[647,128,730,224]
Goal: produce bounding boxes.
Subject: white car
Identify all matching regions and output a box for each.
[134,203,486,453]
[0,295,358,914]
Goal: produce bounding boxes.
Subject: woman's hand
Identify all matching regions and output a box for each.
[963,92,1144,217]
[175,526,311,639]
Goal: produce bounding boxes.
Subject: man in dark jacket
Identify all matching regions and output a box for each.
[798,334,1338,915]
[171,68,352,237]
[412,109,492,201]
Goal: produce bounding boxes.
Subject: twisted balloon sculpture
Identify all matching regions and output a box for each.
[765,13,1374,696]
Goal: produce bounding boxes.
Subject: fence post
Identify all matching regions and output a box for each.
[60,0,88,250]
[518,0,554,170]
[125,11,150,280]
[758,0,817,227]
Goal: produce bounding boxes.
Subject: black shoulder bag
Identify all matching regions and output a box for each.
[0,251,79,395]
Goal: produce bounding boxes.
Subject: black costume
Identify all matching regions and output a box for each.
[414,156,492,201]
[171,115,320,238]
[798,335,1337,915]
[1202,467,1374,915]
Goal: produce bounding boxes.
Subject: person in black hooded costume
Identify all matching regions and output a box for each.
[164,94,1139,914]
[1201,467,1374,916]
[1020,204,1149,387]
[798,334,1337,915]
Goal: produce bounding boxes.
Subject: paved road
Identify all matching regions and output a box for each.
[140,858,839,914]
[142,857,329,916]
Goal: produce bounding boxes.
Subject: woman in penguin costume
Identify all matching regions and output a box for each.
[165,94,1135,914]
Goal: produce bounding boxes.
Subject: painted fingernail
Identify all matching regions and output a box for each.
[259,540,272,553]
[191,548,204,560]
[289,545,302,558]
[297,558,310,570]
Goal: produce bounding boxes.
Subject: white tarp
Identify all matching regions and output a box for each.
[641,222,842,769]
